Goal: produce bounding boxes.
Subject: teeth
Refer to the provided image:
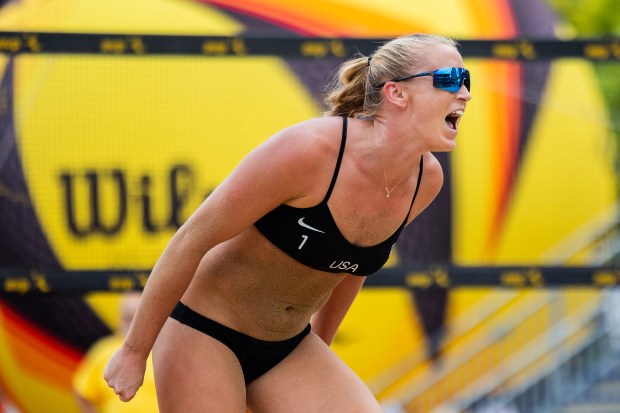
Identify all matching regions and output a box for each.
[449,110,464,117]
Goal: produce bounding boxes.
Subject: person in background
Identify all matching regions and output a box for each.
[104,33,471,412]
[73,292,157,413]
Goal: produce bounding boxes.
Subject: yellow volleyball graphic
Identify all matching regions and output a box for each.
[0,0,616,412]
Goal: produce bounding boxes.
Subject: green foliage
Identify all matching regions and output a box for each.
[547,0,620,36]
[547,0,620,183]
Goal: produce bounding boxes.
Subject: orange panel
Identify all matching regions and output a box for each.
[0,304,81,390]
[200,0,434,36]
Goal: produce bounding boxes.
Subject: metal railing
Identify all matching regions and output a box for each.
[374,204,620,413]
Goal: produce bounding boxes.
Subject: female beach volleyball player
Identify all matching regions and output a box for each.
[104,33,471,412]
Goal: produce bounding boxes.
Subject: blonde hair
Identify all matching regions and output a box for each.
[324,34,458,120]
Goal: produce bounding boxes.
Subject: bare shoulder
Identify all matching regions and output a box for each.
[272,116,344,151]
[242,116,340,164]
[217,116,345,204]
[421,152,444,192]
[265,116,346,204]
[408,152,444,222]
[256,116,345,176]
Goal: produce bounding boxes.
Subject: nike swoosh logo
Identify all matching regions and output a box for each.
[298,217,325,233]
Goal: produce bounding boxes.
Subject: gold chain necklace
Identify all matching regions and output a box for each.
[381,158,408,198]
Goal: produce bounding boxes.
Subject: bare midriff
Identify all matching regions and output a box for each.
[180,226,346,341]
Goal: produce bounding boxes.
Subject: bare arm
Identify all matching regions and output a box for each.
[103,118,339,401]
[311,275,366,345]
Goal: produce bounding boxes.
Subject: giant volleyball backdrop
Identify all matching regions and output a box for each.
[0,0,616,412]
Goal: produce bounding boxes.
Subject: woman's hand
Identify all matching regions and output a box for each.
[103,345,148,402]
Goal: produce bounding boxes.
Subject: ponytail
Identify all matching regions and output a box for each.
[323,34,458,120]
[324,55,372,118]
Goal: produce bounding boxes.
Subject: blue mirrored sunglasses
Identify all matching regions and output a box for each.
[374,67,470,93]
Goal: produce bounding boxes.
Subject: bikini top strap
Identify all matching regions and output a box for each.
[402,155,424,224]
[322,115,348,203]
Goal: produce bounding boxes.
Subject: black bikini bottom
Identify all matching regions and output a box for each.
[170,302,311,384]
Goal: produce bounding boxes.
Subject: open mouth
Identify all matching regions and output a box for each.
[445,110,463,131]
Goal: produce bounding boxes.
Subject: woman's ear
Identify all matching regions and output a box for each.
[383,82,407,108]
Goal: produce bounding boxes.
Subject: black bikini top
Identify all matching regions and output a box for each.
[254,116,423,276]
